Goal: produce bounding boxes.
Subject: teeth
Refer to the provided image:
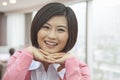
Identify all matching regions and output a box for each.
[45,41,57,46]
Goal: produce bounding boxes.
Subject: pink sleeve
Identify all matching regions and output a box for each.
[64,57,91,80]
[2,49,33,80]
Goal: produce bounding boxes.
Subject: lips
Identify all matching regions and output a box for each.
[44,40,58,47]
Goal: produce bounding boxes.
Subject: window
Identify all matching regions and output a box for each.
[90,0,120,80]
[69,2,87,62]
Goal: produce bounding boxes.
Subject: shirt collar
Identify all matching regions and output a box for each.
[53,64,65,79]
[28,60,65,79]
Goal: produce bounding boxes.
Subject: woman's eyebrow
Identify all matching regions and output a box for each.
[57,25,68,29]
[44,23,51,26]
[45,22,68,29]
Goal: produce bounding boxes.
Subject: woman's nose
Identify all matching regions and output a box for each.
[47,30,56,39]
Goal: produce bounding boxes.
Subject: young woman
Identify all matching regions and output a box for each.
[2,2,90,80]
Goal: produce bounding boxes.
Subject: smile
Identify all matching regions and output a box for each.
[44,41,58,46]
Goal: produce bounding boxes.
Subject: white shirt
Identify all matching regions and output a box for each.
[28,60,65,80]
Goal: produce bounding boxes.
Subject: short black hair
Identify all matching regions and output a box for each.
[31,2,78,52]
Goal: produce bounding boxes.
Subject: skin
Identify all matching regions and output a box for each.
[26,16,73,71]
[37,16,68,53]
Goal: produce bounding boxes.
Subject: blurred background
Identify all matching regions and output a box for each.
[0,0,120,80]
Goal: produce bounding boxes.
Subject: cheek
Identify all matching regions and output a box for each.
[60,33,68,44]
[37,32,41,40]
[37,31,45,42]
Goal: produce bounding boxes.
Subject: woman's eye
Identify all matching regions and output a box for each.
[42,26,50,29]
[58,29,65,32]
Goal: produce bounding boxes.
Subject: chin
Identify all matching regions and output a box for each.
[46,50,60,53]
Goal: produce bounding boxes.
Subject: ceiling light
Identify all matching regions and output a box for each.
[10,0,16,4]
[2,2,7,6]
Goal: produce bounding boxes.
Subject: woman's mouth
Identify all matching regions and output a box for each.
[44,41,58,47]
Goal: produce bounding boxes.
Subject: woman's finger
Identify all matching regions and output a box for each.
[44,59,55,64]
[39,49,50,56]
[51,53,65,59]
[52,54,64,59]
[43,55,55,63]
[57,64,65,72]
[43,55,55,61]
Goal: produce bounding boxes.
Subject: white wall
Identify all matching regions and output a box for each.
[7,13,25,47]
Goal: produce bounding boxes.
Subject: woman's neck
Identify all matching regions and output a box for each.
[42,62,50,72]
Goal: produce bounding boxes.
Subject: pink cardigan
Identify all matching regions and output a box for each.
[2,49,91,80]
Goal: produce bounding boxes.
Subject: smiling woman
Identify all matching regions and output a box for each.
[2,2,90,80]
[37,16,68,53]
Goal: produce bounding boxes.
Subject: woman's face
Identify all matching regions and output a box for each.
[37,15,68,53]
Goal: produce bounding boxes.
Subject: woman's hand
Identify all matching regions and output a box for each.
[25,46,55,63]
[52,53,73,64]
[42,52,73,72]
[39,50,73,64]
[52,53,73,72]
[25,46,73,65]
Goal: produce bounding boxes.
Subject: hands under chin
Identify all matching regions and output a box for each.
[42,50,74,72]
[26,46,73,71]
[52,53,73,72]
